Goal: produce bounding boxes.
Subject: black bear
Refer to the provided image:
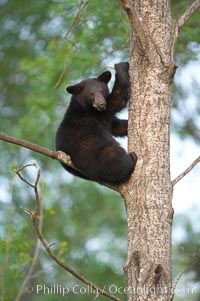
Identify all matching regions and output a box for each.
[55,62,137,184]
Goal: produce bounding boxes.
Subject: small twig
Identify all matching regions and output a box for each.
[15,163,123,301]
[0,132,119,192]
[14,170,34,188]
[53,41,77,89]
[14,162,40,188]
[177,0,200,31]
[172,155,200,187]
[22,207,33,219]
[53,63,68,89]
[170,272,183,301]
[107,64,114,69]
[30,270,43,280]
[49,242,59,247]
[64,0,90,39]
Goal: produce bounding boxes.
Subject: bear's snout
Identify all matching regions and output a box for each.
[93,91,107,111]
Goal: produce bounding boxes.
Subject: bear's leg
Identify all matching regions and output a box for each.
[64,136,137,184]
[92,144,137,184]
[60,163,92,181]
[111,118,128,137]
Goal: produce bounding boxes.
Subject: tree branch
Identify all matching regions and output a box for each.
[172,155,200,187]
[0,132,58,160]
[0,132,119,192]
[177,0,200,31]
[14,164,43,301]
[121,0,148,52]
[15,163,122,301]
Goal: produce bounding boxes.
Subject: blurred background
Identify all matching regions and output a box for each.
[0,0,200,300]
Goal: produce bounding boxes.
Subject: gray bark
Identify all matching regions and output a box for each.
[119,1,175,300]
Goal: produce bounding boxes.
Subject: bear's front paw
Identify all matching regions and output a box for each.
[114,62,129,73]
[129,152,138,164]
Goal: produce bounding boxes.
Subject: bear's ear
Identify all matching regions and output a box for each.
[97,71,111,84]
[66,82,84,95]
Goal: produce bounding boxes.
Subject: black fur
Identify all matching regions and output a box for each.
[55,62,137,184]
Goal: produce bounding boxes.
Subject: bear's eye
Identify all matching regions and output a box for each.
[89,92,95,101]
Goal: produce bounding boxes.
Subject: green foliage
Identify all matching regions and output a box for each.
[170,0,200,141]
[173,214,200,301]
[0,176,127,301]
[0,0,200,300]
[171,0,200,63]
[0,203,34,299]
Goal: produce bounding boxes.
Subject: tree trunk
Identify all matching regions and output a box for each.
[120,1,175,300]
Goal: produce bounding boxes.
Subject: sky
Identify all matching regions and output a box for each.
[171,59,200,215]
[171,134,200,214]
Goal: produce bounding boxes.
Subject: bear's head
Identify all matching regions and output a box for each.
[66,71,111,111]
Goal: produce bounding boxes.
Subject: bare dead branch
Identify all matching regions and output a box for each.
[172,155,200,187]
[170,272,183,301]
[14,166,43,301]
[53,40,77,89]
[121,0,148,52]
[53,0,91,88]
[64,0,91,39]
[15,167,35,188]
[177,0,200,31]
[53,63,68,89]
[15,163,122,301]
[0,132,119,192]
